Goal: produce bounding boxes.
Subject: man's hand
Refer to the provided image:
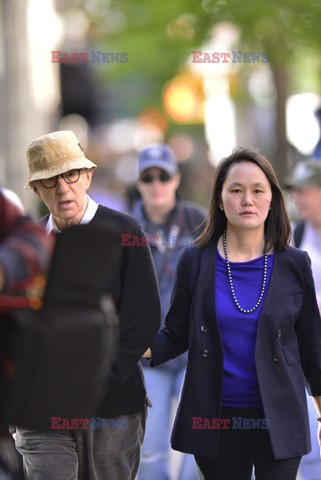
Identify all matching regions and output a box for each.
[142,348,152,359]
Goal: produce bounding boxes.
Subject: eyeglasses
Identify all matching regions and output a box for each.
[139,172,173,184]
[40,169,85,188]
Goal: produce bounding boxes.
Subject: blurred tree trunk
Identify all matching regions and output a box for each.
[0,0,32,203]
[0,0,59,213]
[271,66,290,182]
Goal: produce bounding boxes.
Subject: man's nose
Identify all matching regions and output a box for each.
[56,176,69,193]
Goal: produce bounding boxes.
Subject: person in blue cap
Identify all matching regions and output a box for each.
[132,144,206,480]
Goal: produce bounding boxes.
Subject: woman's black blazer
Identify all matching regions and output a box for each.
[151,242,321,459]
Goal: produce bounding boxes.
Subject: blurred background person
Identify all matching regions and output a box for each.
[285,160,321,480]
[0,188,52,480]
[132,144,206,480]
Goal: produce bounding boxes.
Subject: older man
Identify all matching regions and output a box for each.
[14,130,161,480]
[0,188,52,480]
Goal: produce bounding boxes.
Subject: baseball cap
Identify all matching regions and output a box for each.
[284,161,321,189]
[25,130,97,189]
[138,144,178,176]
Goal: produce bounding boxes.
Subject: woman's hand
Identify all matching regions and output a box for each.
[142,348,152,359]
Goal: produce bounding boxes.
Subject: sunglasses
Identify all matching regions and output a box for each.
[139,172,173,184]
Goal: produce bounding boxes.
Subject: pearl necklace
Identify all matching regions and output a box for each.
[222,230,268,314]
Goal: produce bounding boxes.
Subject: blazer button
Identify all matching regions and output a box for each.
[201,349,209,358]
[273,353,281,362]
[276,329,282,338]
[200,325,208,333]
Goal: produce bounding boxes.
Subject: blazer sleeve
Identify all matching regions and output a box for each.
[150,246,194,367]
[295,251,321,396]
[106,223,161,394]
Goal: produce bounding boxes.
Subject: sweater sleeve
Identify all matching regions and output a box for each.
[150,246,193,367]
[105,223,161,395]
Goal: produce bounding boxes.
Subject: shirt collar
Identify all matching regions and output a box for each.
[45,195,98,234]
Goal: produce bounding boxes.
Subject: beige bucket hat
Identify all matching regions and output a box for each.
[25,130,97,188]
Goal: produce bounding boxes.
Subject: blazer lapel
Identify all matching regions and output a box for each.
[197,241,222,344]
[257,251,281,321]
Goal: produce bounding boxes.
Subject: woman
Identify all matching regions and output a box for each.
[144,147,321,480]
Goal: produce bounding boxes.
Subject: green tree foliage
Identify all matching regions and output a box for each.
[83,0,321,101]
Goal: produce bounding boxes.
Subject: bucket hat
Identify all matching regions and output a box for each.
[25,130,97,188]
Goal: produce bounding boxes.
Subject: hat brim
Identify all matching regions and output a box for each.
[138,160,177,176]
[25,156,97,189]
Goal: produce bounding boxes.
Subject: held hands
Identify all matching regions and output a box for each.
[143,348,152,359]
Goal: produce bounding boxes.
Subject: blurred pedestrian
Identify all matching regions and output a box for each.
[14,130,161,480]
[0,188,52,480]
[144,147,321,480]
[285,160,321,480]
[132,144,205,480]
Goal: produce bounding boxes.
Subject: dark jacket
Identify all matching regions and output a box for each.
[132,199,206,371]
[151,241,321,459]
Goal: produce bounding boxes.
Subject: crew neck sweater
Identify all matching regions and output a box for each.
[45,204,160,418]
[216,249,274,408]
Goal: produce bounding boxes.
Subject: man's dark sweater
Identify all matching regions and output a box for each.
[81,205,160,418]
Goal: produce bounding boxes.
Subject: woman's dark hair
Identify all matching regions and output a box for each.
[197,147,291,252]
